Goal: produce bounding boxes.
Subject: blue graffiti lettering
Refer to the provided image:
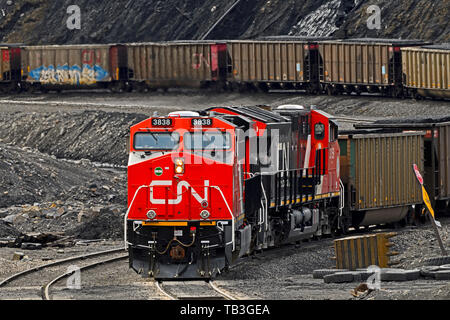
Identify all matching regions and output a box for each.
[29,64,109,85]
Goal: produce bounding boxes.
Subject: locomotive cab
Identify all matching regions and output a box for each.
[126,112,242,279]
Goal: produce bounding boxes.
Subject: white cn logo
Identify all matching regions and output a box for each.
[150,180,209,205]
[67,5,81,30]
[366,5,381,30]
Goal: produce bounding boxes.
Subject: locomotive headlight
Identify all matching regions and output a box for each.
[174,158,185,174]
[200,210,211,220]
[146,210,157,220]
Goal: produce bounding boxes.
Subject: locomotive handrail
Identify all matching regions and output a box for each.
[210,185,236,251]
[124,185,150,250]
[338,179,345,229]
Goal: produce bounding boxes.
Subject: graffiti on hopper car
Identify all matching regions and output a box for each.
[29,64,109,85]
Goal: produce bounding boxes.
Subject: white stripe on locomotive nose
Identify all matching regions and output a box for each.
[304,135,311,174]
[149,180,210,205]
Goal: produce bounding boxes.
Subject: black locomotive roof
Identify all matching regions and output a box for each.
[208,106,290,124]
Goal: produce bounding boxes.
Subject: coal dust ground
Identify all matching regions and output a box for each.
[0,90,449,300]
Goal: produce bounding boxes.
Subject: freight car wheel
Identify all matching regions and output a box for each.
[257,83,270,93]
[326,85,336,96]
[110,82,125,93]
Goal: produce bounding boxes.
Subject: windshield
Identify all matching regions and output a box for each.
[184,132,232,150]
[134,132,179,150]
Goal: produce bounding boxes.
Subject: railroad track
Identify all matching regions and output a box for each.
[0,247,127,300]
[42,254,128,300]
[155,280,239,300]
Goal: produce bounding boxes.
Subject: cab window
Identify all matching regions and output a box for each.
[134,132,179,150]
[184,132,232,150]
[314,123,325,140]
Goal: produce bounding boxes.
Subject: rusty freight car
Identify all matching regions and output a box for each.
[0,44,22,92]
[125,41,228,90]
[226,40,321,93]
[22,44,128,92]
[318,39,425,97]
[401,44,450,100]
[339,132,425,228]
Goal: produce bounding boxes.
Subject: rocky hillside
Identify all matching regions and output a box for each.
[0,0,448,44]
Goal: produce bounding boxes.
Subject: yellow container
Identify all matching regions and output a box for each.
[333,232,397,270]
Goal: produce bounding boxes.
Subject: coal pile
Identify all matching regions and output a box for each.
[0,143,126,208]
[65,206,124,240]
[0,142,127,243]
[0,220,22,238]
[0,110,147,166]
[0,0,448,45]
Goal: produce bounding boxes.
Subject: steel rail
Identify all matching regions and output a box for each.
[42,254,128,300]
[155,281,239,300]
[0,247,126,288]
[208,281,239,300]
[155,281,177,300]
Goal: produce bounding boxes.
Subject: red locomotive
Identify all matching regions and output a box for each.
[125,105,342,280]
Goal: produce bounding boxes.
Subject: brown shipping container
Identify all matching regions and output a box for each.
[339,132,424,212]
[227,40,315,83]
[126,42,219,86]
[23,45,113,85]
[319,39,424,94]
[401,45,450,99]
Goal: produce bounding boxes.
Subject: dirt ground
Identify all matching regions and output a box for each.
[0,90,449,300]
